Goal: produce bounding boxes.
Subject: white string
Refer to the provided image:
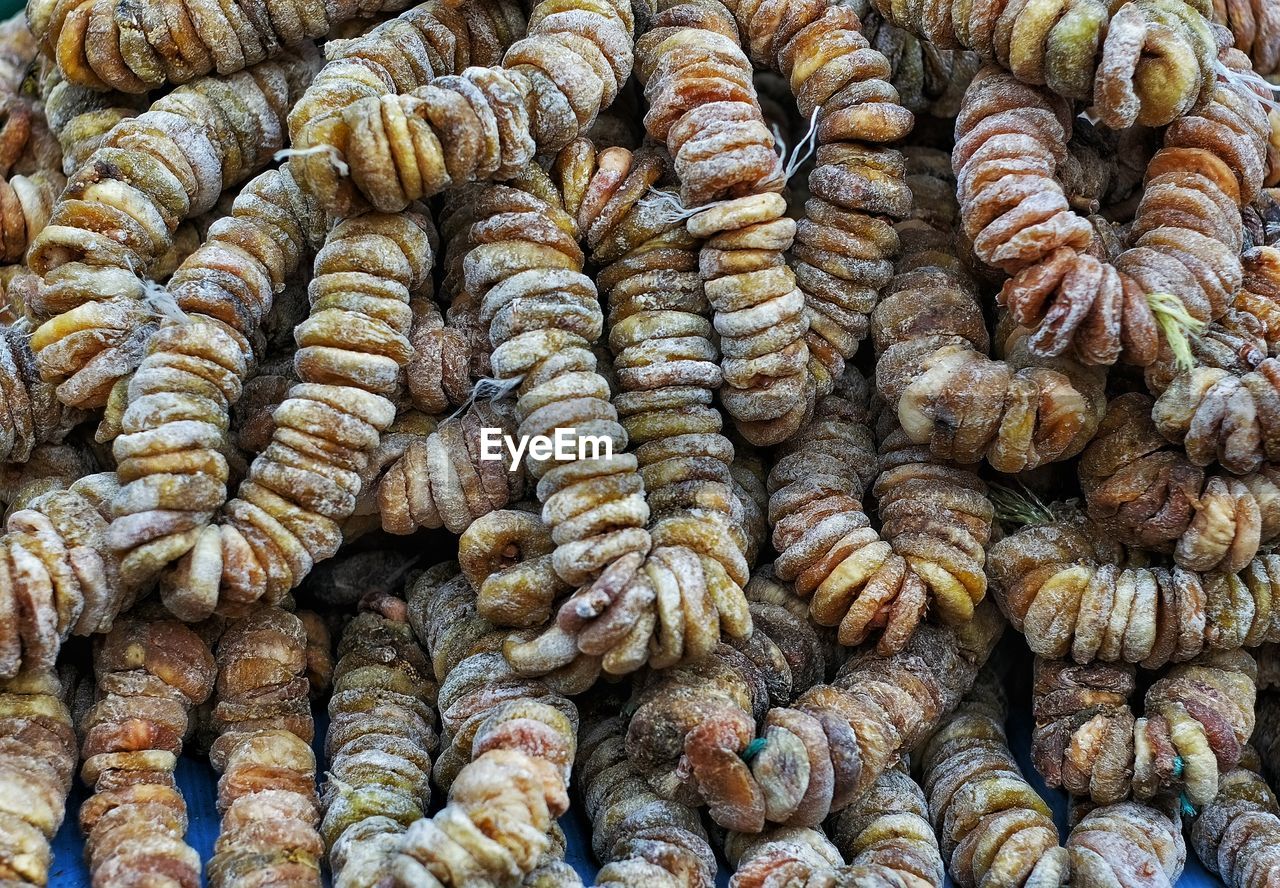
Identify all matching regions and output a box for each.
[122,254,189,325]
[141,278,190,324]
[446,373,525,421]
[781,107,821,184]
[636,108,820,225]
[636,188,742,225]
[274,144,351,176]
[1215,60,1280,114]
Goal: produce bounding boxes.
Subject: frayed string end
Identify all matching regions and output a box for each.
[447,374,524,421]
[637,188,741,226]
[1215,60,1280,114]
[1148,292,1205,372]
[989,482,1061,528]
[141,279,189,325]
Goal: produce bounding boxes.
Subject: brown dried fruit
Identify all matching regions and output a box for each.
[27,0,412,93]
[1081,392,1280,574]
[157,210,435,620]
[0,472,138,680]
[289,0,634,217]
[79,619,215,888]
[1067,799,1186,888]
[1189,765,1280,888]
[1032,649,1257,807]
[921,672,1067,888]
[875,146,1106,471]
[208,607,322,888]
[0,666,75,886]
[322,596,438,887]
[577,712,716,888]
[677,598,1004,832]
[869,0,1217,127]
[29,48,322,410]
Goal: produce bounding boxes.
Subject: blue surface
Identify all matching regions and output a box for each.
[49,702,1223,888]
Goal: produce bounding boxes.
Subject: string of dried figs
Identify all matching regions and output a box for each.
[0,471,144,681]
[576,709,717,888]
[767,366,989,652]
[434,183,497,382]
[376,401,524,536]
[0,316,79,464]
[392,564,583,887]
[1066,798,1186,888]
[1234,243,1280,353]
[83,194,280,450]
[39,67,145,176]
[1080,392,1280,574]
[430,160,707,679]
[868,0,1219,129]
[322,594,439,888]
[718,0,920,404]
[671,595,1003,833]
[208,606,323,888]
[1031,649,1257,807]
[369,148,529,538]
[154,208,434,622]
[874,146,1106,472]
[920,670,1069,888]
[569,139,753,647]
[955,55,1269,370]
[623,565,828,830]
[283,0,527,181]
[402,297,471,416]
[872,411,994,636]
[337,411,433,540]
[826,764,945,888]
[1189,753,1280,888]
[288,0,635,218]
[1147,311,1280,475]
[408,561,589,791]
[456,508,569,639]
[1142,184,1280,474]
[0,55,63,268]
[26,0,413,93]
[230,354,302,460]
[27,47,321,411]
[631,0,809,445]
[77,618,217,888]
[0,665,76,886]
[989,504,1280,665]
[725,764,944,888]
[104,0,525,593]
[852,2,980,122]
[0,168,61,266]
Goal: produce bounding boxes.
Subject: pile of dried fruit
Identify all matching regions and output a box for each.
[3,0,1280,884]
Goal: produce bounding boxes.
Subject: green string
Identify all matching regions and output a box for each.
[1180,794,1197,818]
[1147,292,1205,372]
[1172,755,1184,778]
[741,738,768,762]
